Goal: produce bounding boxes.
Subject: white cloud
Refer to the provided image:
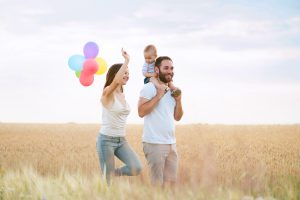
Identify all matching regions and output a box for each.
[0,0,299,124]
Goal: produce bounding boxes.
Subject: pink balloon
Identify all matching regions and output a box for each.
[83,59,99,75]
[79,73,94,87]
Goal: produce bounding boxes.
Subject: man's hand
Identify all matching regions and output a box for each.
[138,85,169,118]
[157,85,169,99]
[172,88,182,99]
[174,93,181,102]
[173,88,183,121]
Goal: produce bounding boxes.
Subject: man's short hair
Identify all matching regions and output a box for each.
[155,56,172,68]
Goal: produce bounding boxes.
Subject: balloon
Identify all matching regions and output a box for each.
[68,41,106,87]
[95,57,108,75]
[79,73,94,87]
[75,71,81,78]
[68,55,85,71]
[83,59,99,75]
[83,42,99,59]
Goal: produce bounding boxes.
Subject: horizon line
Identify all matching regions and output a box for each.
[1,121,300,126]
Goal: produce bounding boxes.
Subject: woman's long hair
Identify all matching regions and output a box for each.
[104,63,123,92]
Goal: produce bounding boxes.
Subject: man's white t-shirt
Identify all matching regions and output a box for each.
[139,83,176,144]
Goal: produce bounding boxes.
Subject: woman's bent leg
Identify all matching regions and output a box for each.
[115,139,142,176]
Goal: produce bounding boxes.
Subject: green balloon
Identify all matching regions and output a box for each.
[75,71,81,78]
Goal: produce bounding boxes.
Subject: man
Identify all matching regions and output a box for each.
[138,56,183,186]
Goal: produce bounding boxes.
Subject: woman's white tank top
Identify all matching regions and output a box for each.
[100,93,130,137]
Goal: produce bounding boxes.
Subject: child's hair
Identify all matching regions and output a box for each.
[144,45,157,57]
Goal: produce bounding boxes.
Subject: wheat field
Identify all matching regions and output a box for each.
[0,123,299,199]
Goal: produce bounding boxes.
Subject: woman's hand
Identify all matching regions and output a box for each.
[121,48,130,62]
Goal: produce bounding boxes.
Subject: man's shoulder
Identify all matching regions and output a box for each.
[142,82,155,90]
[140,82,156,98]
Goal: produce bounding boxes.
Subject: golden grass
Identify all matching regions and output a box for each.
[0,123,300,199]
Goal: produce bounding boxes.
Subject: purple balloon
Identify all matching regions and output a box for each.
[83,42,99,58]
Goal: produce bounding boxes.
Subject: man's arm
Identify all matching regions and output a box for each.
[138,86,166,118]
[173,93,183,121]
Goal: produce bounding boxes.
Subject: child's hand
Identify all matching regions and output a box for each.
[121,48,130,61]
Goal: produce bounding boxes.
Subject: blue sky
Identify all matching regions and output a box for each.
[0,0,299,124]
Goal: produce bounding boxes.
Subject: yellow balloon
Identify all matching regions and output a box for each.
[95,57,108,75]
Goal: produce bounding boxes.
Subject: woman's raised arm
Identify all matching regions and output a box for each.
[101,49,130,106]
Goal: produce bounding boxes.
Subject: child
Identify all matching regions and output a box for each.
[142,44,157,84]
[142,45,180,96]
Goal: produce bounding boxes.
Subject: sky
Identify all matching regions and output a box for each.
[0,0,300,124]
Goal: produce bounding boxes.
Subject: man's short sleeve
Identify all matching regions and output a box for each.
[140,83,156,100]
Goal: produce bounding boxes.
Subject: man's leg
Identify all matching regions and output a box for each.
[163,144,178,187]
[143,143,169,186]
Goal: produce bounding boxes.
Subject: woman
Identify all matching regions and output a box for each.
[96,48,142,183]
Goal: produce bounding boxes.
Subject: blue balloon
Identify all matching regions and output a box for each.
[68,55,85,71]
